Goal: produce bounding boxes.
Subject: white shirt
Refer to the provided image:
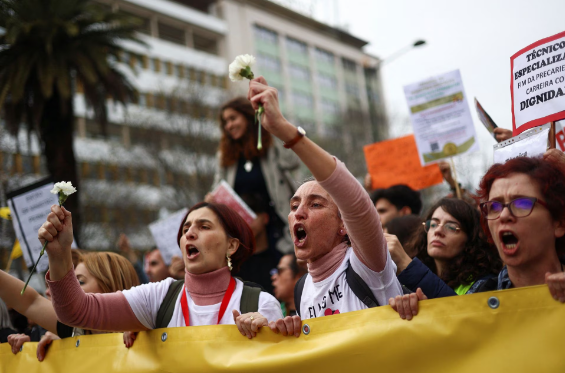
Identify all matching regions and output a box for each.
[122,278,283,329]
[299,247,402,319]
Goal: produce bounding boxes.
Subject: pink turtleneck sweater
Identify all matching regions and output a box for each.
[46,266,234,332]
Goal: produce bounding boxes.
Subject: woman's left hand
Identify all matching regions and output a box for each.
[232,310,269,339]
[545,272,565,302]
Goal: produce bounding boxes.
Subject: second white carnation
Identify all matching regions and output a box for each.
[51,181,77,196]
[228,54,256,82]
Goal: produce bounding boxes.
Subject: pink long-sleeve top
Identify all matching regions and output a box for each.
[47,266,283,331]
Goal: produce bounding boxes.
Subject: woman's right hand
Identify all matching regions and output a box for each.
[37,332,60,362]
[268,316,302,338]
[389,288,427,321]
[7,333,30,355]
[39,205,73,258]
[385,234,412,274]
[39,205,74,280]
[248,77,294,141]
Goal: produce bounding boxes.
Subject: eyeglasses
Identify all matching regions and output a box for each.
[480,197,548,220]
[423,220,461,234]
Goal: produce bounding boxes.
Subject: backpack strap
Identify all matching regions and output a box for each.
[345,264,379,308]
[293,273,308,317]
[155,279,185,329]
[240,285,262,314]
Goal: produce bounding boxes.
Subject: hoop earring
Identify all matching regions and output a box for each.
[226,254,233,271]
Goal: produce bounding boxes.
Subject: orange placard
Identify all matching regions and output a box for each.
[363,134,443,190]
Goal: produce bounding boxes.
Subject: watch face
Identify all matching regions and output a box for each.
[298,126,306,136]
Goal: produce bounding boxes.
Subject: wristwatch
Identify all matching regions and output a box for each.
[283,126,306,149]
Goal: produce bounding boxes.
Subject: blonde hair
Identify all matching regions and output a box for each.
[81,252,140,293]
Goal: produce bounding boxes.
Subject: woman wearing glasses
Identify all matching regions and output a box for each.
[471,156,565,300]
[389,198,502,307]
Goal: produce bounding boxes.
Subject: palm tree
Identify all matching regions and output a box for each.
[0,0,141,237]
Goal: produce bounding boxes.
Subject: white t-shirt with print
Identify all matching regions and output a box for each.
[122,278,283,329]
[299,247,402,319]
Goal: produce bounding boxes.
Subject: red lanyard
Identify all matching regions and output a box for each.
[180,277,236,326]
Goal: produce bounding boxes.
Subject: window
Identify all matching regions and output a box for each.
[288,63,310,81]
[315,48,334,64]
[254,25,278,44]
[158,22,185,45]
[292,91,313,107]
[256,53,281,72]
[317,73,337,89]
[342,58,357,73]
[321,99,340,116]
[286,37,308,55]
[193,33,217,54]
[345,83,359,97]
[150,58,161,73]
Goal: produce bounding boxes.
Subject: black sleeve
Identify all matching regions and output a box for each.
[56,321,74,339]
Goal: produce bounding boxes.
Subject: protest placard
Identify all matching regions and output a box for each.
[210,181,256,225]
[148,208,188,265]
[493,124,550,163]
[404,70,479,165]
[363,134,443,190]
[475,98,498,137]
[511,30,565,135]
[6,178,77,273]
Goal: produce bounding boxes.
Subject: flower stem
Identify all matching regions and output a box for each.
[256,104,264,150]
[21,241,47,295]
[21,201,62,295]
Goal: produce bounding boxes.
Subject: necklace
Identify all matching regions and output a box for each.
[244,160,253,172]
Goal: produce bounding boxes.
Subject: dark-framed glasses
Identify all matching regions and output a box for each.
[480,197,548,220]
[423,220,461,234]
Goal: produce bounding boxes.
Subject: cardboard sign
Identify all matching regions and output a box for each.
[511,30,565,135]
[404,70,479,165]
[475,98,498,137]
[148,208,188,266]
[6,178,77,272]
[210,181,257,225]
[493,124,550,163]
[363,134,443,191]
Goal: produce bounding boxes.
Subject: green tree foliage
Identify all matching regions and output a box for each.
[0,0,142,235]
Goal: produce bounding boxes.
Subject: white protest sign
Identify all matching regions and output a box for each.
[7,179,77,273]
[511,30,565,135]
[404,69,479,165]
[148,208,188,265]
[493,124,550,164]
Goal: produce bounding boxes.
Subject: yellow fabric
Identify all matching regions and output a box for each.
[10,240,22,260]
[0,206,10,220]
[1,285,563,372]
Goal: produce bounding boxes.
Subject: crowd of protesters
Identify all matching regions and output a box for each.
[1,77,565,359]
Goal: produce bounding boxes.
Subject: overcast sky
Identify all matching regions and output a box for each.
[283,0,565,186]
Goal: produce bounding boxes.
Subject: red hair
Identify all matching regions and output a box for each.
[476,157,565,255]
[177,202,255,273]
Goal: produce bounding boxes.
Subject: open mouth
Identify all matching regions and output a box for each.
[500,231,519,252]
[186,245,200,259]
[294,224,307,247]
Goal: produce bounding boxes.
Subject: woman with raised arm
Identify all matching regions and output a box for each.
[1,251,139,360]
[42,202,283,338]
[232,77,405,339]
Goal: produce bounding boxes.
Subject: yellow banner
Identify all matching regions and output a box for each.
[1,285,563,372]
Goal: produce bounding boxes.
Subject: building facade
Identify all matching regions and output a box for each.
[0,0,386,254]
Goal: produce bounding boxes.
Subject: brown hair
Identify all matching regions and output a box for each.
[177,202,255,273]
[406,198,502,288]
[218,97,272,167]
[81,252,140,293]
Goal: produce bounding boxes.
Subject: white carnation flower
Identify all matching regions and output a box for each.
[51,181,77,196]
[228,54,256,82]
